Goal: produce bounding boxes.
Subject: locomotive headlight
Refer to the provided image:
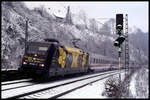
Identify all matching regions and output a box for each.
[39,64,44,67]
[34,54,37,57]
[33,58,36,60]
[23,61,27,64]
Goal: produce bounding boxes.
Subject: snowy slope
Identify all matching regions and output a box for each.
[129,68,149,98]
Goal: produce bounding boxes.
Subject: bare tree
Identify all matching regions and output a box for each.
[78,9,88,28]
[89,18,98,34]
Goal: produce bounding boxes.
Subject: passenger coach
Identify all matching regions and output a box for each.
[88,53,119,72]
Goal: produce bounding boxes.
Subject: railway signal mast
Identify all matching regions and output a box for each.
[124,14,130,96]
[114,14,125,70]
[114,14,125,82]
[114,14,130,97]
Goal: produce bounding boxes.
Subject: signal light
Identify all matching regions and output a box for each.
[114,41,119,47]
[117,24,123,28]
[116,14,123,35]
[116,14,123,29]
[114,14,125,47]
[114,35,125,47]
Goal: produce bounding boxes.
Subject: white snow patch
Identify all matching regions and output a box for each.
[59,78,108,98]
[129,72,137,97]
[59,72,125,99]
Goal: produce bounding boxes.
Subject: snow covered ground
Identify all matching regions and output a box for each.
[59,68,149,99]
[1,71,119,99]
[2,68,148,99]
[59,77,108,98]
[129,68,149,98]
[59,72,125,98]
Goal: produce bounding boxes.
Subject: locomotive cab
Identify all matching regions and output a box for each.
[19,41,57,76]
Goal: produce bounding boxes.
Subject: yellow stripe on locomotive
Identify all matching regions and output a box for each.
[65,46,82,68]
[75,53,79,68]
[65,46,83,54]
[57,46,88,69]
[71,52,76,68]
[58,47,66,68]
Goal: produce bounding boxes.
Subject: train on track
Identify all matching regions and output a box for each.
[18,39,124,79]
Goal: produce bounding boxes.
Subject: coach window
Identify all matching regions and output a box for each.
[89,58,91,64]
[92,58,94,64]
[91,58,93,64]
[106,60,108,64]
[92,58,93,64]
[106,60,108,63]
[104,60,106,64]
[94,58,96,64]
[114,61,116,64]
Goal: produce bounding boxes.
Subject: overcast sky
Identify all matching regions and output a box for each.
[24,1,148,32]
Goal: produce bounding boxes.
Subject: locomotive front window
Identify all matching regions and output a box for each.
[39,47,48,51]
[27,45,49,55]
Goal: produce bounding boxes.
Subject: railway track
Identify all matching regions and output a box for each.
[2,78,32,85]
[1,69,30,82]
[2,79,34,91]
[2,70,124,99]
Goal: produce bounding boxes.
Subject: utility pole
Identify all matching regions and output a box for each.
[25,19,28,53]
[104,45,106,56]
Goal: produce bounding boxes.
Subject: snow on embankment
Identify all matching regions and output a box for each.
[130,67,149,98]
